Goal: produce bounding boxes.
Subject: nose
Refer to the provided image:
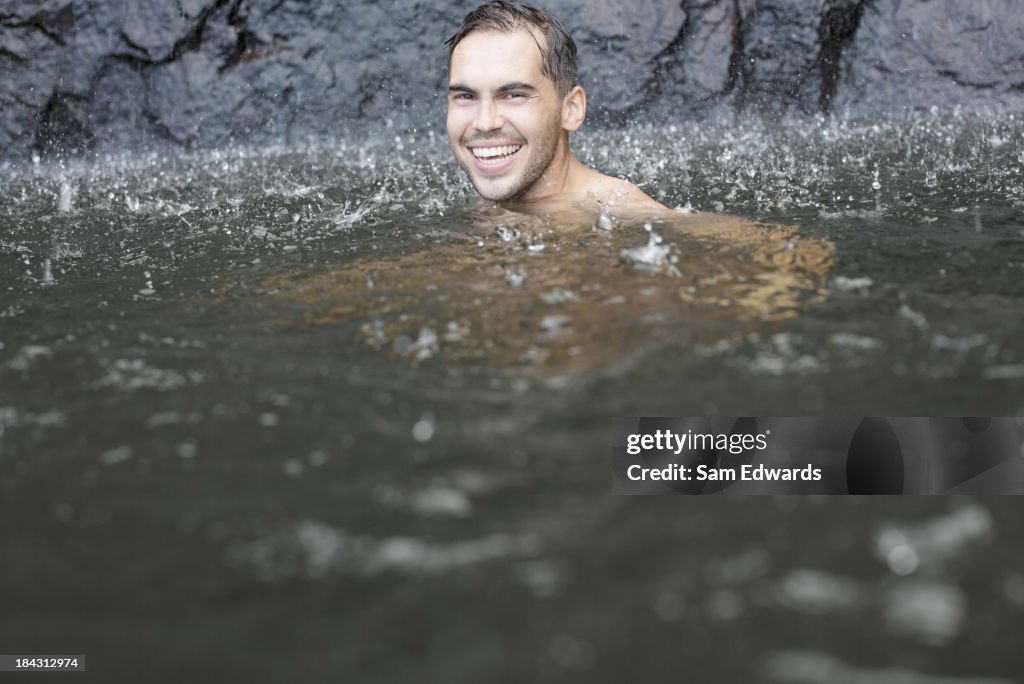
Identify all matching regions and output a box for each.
[473,99,504,132]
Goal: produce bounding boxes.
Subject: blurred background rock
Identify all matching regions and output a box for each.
[3,0,1023,159]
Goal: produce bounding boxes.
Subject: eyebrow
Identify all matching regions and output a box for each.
[496,82,537,94]
[448,82,538,95]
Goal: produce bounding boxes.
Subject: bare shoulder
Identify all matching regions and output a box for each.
[581,168,668,213]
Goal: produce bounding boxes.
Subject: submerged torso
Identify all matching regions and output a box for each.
[216,202,834,377]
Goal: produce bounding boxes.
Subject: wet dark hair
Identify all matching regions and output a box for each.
[445,1,578,98]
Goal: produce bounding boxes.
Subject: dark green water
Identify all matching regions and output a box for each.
[1,114,1023,682]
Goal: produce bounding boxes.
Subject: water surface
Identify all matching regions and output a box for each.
[1,114,1022,681]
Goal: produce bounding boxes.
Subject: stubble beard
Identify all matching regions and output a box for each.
[460,114,562,202]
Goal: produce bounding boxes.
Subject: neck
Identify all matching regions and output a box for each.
[507,134,579,203]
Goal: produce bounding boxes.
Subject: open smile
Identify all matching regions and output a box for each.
[468,144,523,174]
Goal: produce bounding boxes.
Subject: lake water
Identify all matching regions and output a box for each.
[1,113,1022,681]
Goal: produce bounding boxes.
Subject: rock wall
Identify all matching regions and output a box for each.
[1,0,1022,159]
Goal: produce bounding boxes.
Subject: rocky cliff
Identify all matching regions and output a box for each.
[1,0,1022,159]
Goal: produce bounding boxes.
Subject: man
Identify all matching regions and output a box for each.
[445,1,665,211]
[224,2,832,376]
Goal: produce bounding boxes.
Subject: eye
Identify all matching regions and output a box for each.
[452,92,474,101]
[503,92,525,100]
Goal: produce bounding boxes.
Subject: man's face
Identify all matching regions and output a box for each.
[447,29,566,202]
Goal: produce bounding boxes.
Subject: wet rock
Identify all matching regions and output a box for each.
[835,0,1024,115]
[738,0,824,115]
[561,0,688,116]
[1,0,1022,158]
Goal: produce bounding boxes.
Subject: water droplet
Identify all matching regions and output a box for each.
[412,413,435,443]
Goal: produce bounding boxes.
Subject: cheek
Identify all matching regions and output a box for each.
[446,110,464,141]
[518,108,556,139]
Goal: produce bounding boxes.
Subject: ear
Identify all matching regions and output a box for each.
[561,85,586,132]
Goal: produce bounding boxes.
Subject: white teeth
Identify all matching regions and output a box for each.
[471,145,522,160]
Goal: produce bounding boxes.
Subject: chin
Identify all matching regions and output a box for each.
[470,177,517,202]
[476,187,512,202]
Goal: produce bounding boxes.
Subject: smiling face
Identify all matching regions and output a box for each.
[447,29,571,202]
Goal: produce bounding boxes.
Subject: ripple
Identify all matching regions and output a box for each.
[882,579,967,646]
[223,519,539,581]
[763,650,1012,684]
[874,504,993,574]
